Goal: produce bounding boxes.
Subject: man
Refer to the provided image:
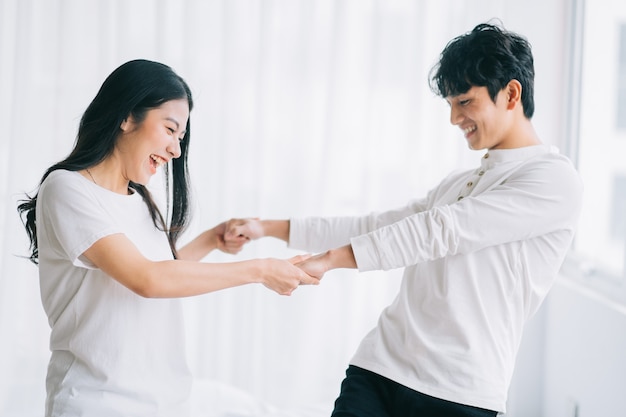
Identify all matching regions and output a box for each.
[226,23,582,416]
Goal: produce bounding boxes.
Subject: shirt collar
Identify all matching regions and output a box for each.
[480,145,557,169]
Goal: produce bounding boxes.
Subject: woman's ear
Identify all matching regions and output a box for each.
[120,116,132,132]
[506,79,522,110]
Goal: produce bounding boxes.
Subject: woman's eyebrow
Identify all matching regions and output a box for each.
[165,117,180,129]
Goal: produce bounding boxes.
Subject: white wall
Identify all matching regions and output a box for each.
[543,279,626,417]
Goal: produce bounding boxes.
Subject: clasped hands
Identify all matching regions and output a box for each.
[213,218,330,295]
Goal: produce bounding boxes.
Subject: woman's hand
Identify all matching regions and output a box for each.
[295,253,330,281]
[211,221,250,255]
[224,217,264,240]
[177,221,250,260]
[294,245,357,281]
[259,255,319,295]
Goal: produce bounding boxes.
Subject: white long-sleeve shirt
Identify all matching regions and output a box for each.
[289,145,583,412]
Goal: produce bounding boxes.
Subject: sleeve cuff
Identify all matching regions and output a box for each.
[350,234,382,272]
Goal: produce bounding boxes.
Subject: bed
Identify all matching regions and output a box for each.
[191,379,330,417]
[1,378,330,417]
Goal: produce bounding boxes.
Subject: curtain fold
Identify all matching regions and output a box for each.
[2,0,553,414]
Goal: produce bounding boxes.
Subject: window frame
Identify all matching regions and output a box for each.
[561,0,626,305]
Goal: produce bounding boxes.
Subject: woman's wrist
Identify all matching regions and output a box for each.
[250,258,266,284]
[205,228,220,252]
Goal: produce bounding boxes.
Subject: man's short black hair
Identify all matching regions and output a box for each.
[429,22,535,119]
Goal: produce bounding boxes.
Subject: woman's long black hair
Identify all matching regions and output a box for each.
[17,59,193,263]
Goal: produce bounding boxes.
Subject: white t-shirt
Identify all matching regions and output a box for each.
[289,145,583,413]
[36,170,192,417]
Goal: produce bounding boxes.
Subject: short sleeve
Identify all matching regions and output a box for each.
[37,171,122,269]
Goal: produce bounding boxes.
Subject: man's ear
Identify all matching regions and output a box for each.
[506,79,522,110]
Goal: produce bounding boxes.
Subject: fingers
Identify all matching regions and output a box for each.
[225,217,264,242]
[263,283,295,296]
[273,276,318,296]
[263,259,322,296]
[288,253,312,265]
[223,236,247,251]
[224,223,248,240]
[224,218,254,238]
[286,255,321,285]
[220,244,243,255]
[298,273,320,286]
[215,233,245,255]
[216,218,259,255]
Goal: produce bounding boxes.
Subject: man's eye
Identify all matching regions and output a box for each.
[459,99,470,106]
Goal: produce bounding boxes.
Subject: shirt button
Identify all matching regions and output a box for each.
[483,153,489,159]
[466,181,473,187]
[478,170,485,176]
[457,196,464,201]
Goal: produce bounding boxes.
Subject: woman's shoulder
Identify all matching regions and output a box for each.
[40,169,91,200]
[42,169,83,186]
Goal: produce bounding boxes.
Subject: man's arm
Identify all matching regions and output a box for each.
[225,218,290,243]
[295,244,357,280]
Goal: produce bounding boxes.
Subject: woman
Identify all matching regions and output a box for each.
[17,59,317,417]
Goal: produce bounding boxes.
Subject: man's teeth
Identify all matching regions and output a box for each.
[150,155,166,167]
[463,126,477,135]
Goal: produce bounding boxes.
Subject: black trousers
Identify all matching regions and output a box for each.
[331,366,498,417]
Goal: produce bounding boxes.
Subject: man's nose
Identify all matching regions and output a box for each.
[449,105,462,125]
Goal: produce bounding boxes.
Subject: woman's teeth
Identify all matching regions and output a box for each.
[150,155,166,168]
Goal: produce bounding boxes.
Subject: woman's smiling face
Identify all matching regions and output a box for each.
[116,99,189,185]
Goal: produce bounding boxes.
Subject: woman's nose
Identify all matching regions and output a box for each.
[168,139,182,159]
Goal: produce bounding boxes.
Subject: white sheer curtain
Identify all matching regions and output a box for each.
[0,1,567,415]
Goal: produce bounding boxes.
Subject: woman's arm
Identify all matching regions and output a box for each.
[83,233,317,298]
[176,221,250,261]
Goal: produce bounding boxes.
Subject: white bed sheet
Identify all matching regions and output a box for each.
[191,379,330,417]
[1,378,330,417]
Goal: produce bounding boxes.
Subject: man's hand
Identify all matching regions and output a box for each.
[224,217,264,244]
[211,221,251,254]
